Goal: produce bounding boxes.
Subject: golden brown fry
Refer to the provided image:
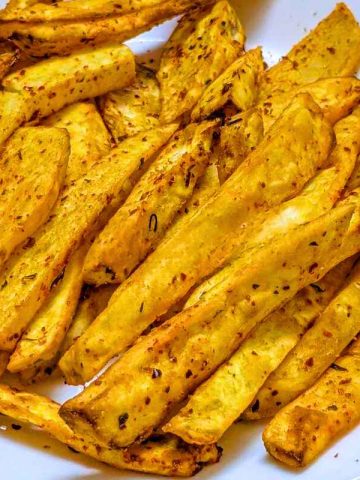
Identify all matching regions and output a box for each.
[346,155,360,192]
[98,65,160,142]
[158,0,245,123]
[2,44,135,118]
[0,384,221,476]
[259,3,360,100]
[0,126,69,267]
[58,94,333,385]
[0,0,212,57]
[3,0,54,12]
[164,257,355,444]
[191,48,264,121]
[0,124,177,352]
[83,122,215,286]
[0,41,18,80]
[0,352,9,377]
[263,337,360,468]
[60,195,360,447]
[246,261,360,419]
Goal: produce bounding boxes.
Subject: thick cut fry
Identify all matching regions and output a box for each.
[158,0,245,123]
[0,41,17,80]
[0,352,9,377]
[0,125,177,352]
[346,155,360,192]
[0,0,213,57]
[247,261,360,419]
[165,258,355,444]
[2,44,135,118]
[58,94,333,385]
[99,65,160,142]
[191,48,264,121]
[3,0,54,11]
[259,3,360,100]
[0,127,69,267]
[8,246,87,373]
[84,122,215,286]
[60,197,360,447]
[263,338,360,468]
[0,384,221,477]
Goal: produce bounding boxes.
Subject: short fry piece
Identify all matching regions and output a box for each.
[0,384,221,477]
[99,65,160,142]
[158,0,245,123]
[0,126,69,267]
[259,3,360,100]
[263,337,360,468]
[0,124,177,352]
[191,48,264,121]
[84,122,215,286]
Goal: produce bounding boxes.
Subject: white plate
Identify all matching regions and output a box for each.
[1,1,360,479]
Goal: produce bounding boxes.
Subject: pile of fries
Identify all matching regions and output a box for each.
[0,0,360,476]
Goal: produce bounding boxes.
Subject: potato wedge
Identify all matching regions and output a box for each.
[0,126,69,267]
[191,48,264,121]
[164,257,356,444]
[263,337,360,468]
[3,0,53,11]
[0,124,177,352]
[0,0,212,57]
[58,93,333,385]
[259,3,360,100]
[8,245,87,373]
[158,0,245,123]
[0,384,221,476]
[246,260,360,419]
[2,44,135,118]
[0,41,18,80]
[0,352,9,377]
[84,121,215,286]
[98,65,160,142]
[60,195,360,447]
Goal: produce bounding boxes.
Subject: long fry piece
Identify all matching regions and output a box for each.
[263,337,360,468]
[59,93,333,385]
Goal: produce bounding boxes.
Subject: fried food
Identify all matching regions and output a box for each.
[60,195,360,447]
[158,0,245,123]
[83,121,215,286]
[0,352,9,377]
[98,65,160,143]
[0,124,177,352]
[0,126,69,268]
[263,337,360,467]
[191,47,264,121]
[0,384,221,476]
[259,3,360,100]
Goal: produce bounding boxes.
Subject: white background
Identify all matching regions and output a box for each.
[1,0,360,479]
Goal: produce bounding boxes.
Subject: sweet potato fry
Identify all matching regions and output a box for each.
[191,47,264,121]
[158,0,245,123]
[0,126,69,267]
[60,196,360,447]
[98,65,160,143]
[246,260,360,419]
[0,124,177,352]
[259,3,360,100]
[58,94,332,385]
[83,121,215,286]
[164,257,355,444]
[2,44,135,118]
[0,384,221,476]
[263,337,360,468]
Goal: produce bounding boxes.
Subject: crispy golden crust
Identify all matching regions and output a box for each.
[263,337,360,468]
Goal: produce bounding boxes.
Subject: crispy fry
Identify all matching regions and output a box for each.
[191,48,264,121]
[98,65,160,142]
[3,0,54,11]
[84,122,215,286]
[247,261,360,419]
[2,44,135,118]
[158,0,245,123]
[60,195,360,447]
[0,352,9,377]
[0,384,221,476]
[0,41,18,79]
[0,124,177,352]
[263,337,360,468]
[259,3,360,100]
[164,257,355,444]
[346,155,360,193]
[0,126,69,267]
[0,0,212,57]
